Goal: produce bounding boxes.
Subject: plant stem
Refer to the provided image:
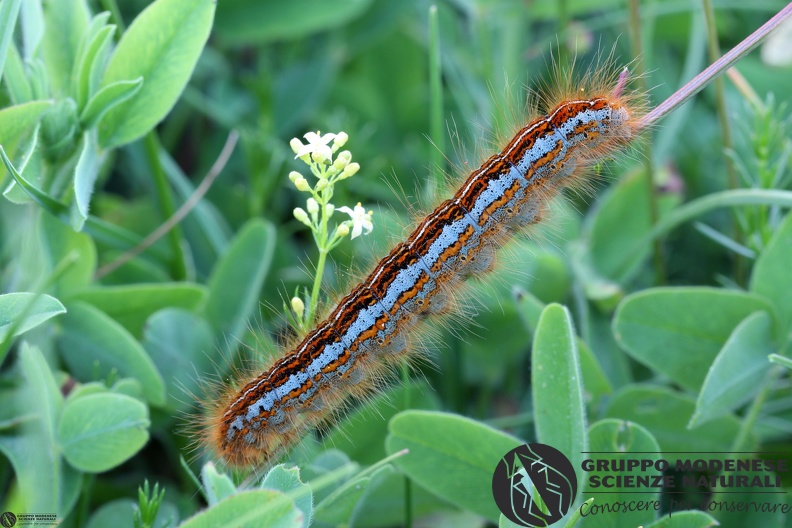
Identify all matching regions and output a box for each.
[628,0,665,284]
[640,2,792,128]
[701,0,746,285]
[308,247,328,328]
[427,4,443,205]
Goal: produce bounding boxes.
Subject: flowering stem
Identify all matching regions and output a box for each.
[639,2,792,128]
[308,247,328,329]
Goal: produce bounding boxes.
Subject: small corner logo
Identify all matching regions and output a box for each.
[492,443,577,527]
[0,511,16,528]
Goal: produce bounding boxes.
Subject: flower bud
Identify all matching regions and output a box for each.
[307,197,319,215]
[294,177,311,192]
[289,138,303,155]
[291,297,305,317]
[337,223,350,237]
[311,149,327,164]
[333,132,348,150]
[339,162,360,179]
[288,171,301,183]
[332,150,351,171]
[315,179,328,191]
[325,204,334,217]
[293,207,310,226]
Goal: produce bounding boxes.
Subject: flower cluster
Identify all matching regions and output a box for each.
[287,131,373,330]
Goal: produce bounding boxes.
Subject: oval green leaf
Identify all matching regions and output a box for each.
[215,0,372,46]
[613,287,774,391]
[532,303,587,485]
[0,100,52,156]
[205,218,275,348]
[644,510,718,528]
[261,465,312,528]
[97,0,215,147]
[70,282,207,338]
[322,381,441,465]
[385,410,523,522]
[41,0,90,94]
[58,392,150,473]
[586,169,679,285]
[605,385,754,453]
[180,489,302,528]
[0,292,66,341]
[690,311,774,427]
[81,77,143,129]
[582,419,661,528]
[201,462,238,506]
[59,301,166,406]
[142,308,214,412]
[750,211,792,340]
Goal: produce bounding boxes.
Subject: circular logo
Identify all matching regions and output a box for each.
[492,443,577,527]
[0,511,16,528]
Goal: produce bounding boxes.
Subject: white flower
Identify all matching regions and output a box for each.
[337,202,373,239]
[293,131,336,162]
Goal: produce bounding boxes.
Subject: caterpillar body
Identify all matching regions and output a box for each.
[202,65,643,468]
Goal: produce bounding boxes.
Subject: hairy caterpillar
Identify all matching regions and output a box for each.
[200,61,645,468]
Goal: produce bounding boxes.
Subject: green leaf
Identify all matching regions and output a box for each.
[201,462,237,506]
[532,304,587,485]
[72,14,114,110]
[3,125,41,204]
[0,344,82,516]
[562,498,593,528]
[644,511,719,528]
[41,211,97,296]
[41,0,90,94]
[86,498,179,528]
[0,0,22,86]
[20,0,44,61]
[59,301,166,406]
[261,465,312,528]
[0,292,66,341]
[81,77,143,129]
[462,280,531,385]
[385,410,523,522]
[0,100,52,158]
[613,287,773,391]
[321,381,441,465]
[0,0,23,85]
[314,464,392,525]
[179,490,303,528]
[71,130,105,231]
[604,385,754,453]
[690,311,774,427]
[215,0,373,46]
[582,419,661,528]
[142,308,214,411]
[69,282,207,338]
[585,169,679,285]
[97,0,216,147]
[205,219,275,347]
[0,145,69,218]
[58,392,150,473]
[750,211,792,340]
[4,42,32,104]
[516,289,612,405]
